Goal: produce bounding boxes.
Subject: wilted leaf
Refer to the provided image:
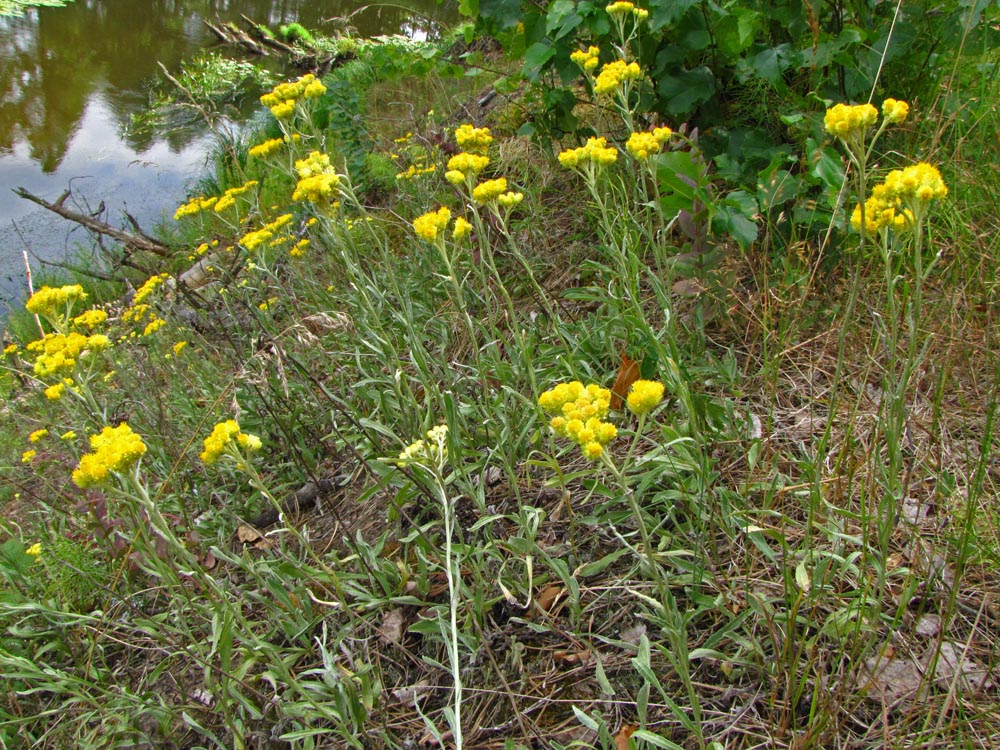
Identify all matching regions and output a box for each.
[926,641,993,693]
[379,608,407,646]
[553,648,592,665]
[615,724,637,750]
[610,350,640,411]
[862,651,923,705]
[236,524,272,549]
[532,583,565,616]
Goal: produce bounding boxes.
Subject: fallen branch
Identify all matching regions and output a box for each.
[13,187,173,258]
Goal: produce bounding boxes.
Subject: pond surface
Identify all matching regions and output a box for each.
[0,0,452,317]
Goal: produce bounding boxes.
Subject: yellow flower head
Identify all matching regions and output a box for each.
[594,59,643,96]
[21,449,37,463]
[627,380,665,416]
[472,178,509,204]
[558,136,619,171]
[626,129,671,160]
[248,137,285,159]
[453,216,473,240]
[413,207,452,242]
[397,424,449,467]
[26,284,87,319]
[570,45,602,72]
[882,98,909,125]
[72,423,148,488]
[446,152,490,179]
[26,542,42,557]
[72,309,108,330]
[605,1,635,15]
[45,382,66,400]
[29,429,48,443]
[539,381,617,455]
[454,124,493,156]
[823,102,879,140]
[200,420,261,465]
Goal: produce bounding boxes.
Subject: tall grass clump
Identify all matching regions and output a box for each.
[3,3,1000,749]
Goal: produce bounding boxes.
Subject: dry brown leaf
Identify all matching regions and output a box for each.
[553,648,592,665]
[236,523,272,549]
[615,724,637,750]
[610,350,640,411]
[531,583,565,617]
[378,608,407,646]
[862,652,923,705]
[926,641,993,693]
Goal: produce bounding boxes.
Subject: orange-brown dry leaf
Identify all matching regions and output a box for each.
[610,350,640,410]
[533,583,565,615]
[615,724,638,750]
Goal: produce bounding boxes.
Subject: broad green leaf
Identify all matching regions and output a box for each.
[657,67,715,114]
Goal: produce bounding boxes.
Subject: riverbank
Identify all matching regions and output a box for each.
[3,4,1000,749]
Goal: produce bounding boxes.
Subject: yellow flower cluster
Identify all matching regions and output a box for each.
[248,137,285,159]
[45,381,68,400]
[239,214,294,251]
[397,424,449,467]
[558,136,619,169]
[260,73,326,119]
[538,381,618,460]
[25,284,87,318]
[626,379,665,416]
[453,217,472,240]
[445,152,491,185]
[200,420,262,465]
[174,195,218,220]
[22,450,36,463]
[133,273,170,306]
[823,102,879,139]
[605,1,647,17]
[26,542,41,557]
[882,98,909,124]
[214,180,258,213]
[27,332,110,377]
[625,127,672,160]
[472,177,508,204]
[72,309,108,330]
[498,191,524,208]
[594,59,642,95]
[292,151,341,204]
[289,238,310,257]
[454,124,493,155]
[881,162,948,203]
[570,45,601,72]
[72,423,148,488]
[396,164,437,180]
[29,429,48,443]
[413,206,452,242]
[850,162,947,234]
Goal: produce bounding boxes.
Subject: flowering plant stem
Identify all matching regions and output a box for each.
[598,425,705,749]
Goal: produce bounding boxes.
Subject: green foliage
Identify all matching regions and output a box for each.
[0,0,73,17]
[279,22,316,47]
[3,10,1000,750]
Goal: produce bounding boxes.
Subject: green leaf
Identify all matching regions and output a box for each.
[522,42,556,81]
[715,8,760,57]
[657,67,715,115]
[575,547,630,578]
[477,0,522,29]
[631,730,685,750]
[713,192,759,250]
[650,0,699,31]
[546,0,582,40]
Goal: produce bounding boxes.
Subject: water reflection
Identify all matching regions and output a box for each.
[0,0,451,173]
[0,0,455,315]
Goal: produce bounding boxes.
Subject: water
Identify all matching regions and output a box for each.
[0,0,451,319]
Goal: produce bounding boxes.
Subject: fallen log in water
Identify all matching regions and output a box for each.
[14,187,173,258]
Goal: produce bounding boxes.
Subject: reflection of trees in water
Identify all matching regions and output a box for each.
[0,0,452,171]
